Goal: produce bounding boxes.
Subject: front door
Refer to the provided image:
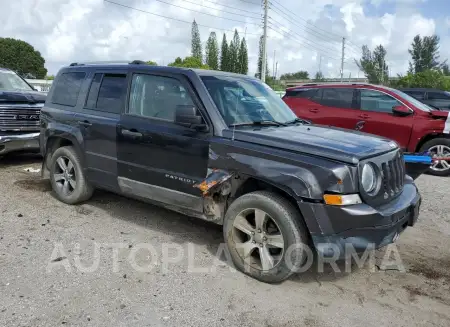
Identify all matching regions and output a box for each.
[117,71,210,212]
[356,89,414,149]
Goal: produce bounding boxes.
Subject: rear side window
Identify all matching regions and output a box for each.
[284,89,318,98]
[428,92,450,100]
[404,90,425,100]
[320,88,354,109]
[85,73,127,114]
[51,72,86,107]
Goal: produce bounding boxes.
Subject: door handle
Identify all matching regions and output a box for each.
[309,108,319,113]
[121,129,143,138]
[355,121,365,131]
[78,120,92,127]
[358,114,369,119]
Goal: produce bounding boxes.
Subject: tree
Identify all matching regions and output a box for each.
[238,38,249,75]
[220,34,229,72]
[392,70,450,90]
[146,60,157,65]
[280,71,309,80]
[0,38,47,78]
[205,32,219,70]
[45,75,55,80]
[228,30,240,73]
[356,44,389,84]
[191,20,202,63]
[442,63,450,76]
[408,34,445,73]
[314,71,325,82]
[168,56,209,69]
[256,35,269,79]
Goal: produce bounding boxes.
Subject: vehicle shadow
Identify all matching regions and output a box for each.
[0,152,42,168]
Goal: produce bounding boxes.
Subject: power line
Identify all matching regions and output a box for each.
[197,0,261,16]
[267,25,341,62]
[269,19,343,60]
[180,0,260,19]
[104,0,261,35]
[270,0,363,54]
[237,0,261,5]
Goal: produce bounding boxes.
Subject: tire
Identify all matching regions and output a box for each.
[419,138,450,176]
[49,146,94,204]
[223,191,310,283]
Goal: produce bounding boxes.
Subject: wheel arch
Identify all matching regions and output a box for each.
[415,133,450,152]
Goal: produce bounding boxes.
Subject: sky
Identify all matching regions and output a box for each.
[1,0,449,78]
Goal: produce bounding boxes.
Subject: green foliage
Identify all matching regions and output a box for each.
[238,38,249,75]
[220,34,229,72]
[392,70,450,90]
[191,20,202,62]
[314,71,325,82]
[168,56,209,69]
[146,60,157,65]
[205,32,219,70]
[442,63,450,76]
[356,44,389,84]
[45,75,55,80]
[408,34,445,73]
[280,71,309,80]
[228,30,240,73]
[256,35,269,79]
[0,38,47,78]
[265,76,284,91]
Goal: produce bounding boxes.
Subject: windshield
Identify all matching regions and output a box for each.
[0,70,34,92]
[388,87,432,112]
[201,75,297,126]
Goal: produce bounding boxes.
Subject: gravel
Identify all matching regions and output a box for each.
[0,154,449,327]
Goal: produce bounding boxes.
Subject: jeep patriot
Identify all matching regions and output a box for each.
[40,61,421,283]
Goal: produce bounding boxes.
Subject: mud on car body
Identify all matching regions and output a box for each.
[40,62,421,283]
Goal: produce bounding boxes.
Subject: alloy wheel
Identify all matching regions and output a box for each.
[428,145,450,172]
[53,156,77,195]
[232,208,285,271]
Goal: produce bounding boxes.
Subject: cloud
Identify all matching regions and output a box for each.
[0,0,447,79]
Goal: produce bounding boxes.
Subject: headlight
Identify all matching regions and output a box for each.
[361,163,376,193]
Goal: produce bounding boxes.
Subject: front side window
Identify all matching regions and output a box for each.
[0,70,34,91]
[360,89,401,113]
[201,75,297,126]
[388,87,432,112]
[51,72,86,107]
[428,92,450,100]
[128,74,194,121]
[320,88,354,109]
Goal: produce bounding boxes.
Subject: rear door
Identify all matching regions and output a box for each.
[356,89,414,149]
[425,91,450,110]
[282,88,320,121]
[77,71,128,191]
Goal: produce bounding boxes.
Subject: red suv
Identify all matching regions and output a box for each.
[283,83,450,176]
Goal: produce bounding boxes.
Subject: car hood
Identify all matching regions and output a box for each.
[224,124,397,164]
[0,90,46,104]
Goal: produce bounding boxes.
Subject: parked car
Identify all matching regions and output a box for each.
[399,88,450,111]
[0,67,45,155]
[40,63,421,283]
[283,83,450,176]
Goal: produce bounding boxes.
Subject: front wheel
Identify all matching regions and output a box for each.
[420,138,450,176]
[223,191,310,283]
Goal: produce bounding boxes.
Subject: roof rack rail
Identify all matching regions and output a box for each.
[69,60,146,66]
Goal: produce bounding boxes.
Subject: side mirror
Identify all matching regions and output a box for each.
[392,105,412,116]
[175,105,207,131]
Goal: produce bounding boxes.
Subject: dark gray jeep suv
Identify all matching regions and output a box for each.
[40,62,422,283]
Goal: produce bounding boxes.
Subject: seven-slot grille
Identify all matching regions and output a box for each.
[381,154,405,199]
[0,106,41,131]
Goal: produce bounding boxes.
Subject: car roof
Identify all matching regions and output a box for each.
[0,67,12,72]
[399,88,443,92]
[286,83,388,91]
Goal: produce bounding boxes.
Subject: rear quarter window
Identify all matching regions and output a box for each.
[51,72,86,107]
[284,89,318,98]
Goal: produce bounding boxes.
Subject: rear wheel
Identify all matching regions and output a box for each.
[223,191,310,283]
[49,146,94,204]
[420,138,450,176]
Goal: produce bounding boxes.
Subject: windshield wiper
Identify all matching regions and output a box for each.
[285,117,311,125]
[230,120,287,127]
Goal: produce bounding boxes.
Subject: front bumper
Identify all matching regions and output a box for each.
[0,132,40,155]
[298,177,421,258]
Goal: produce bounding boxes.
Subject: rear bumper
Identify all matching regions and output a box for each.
[0,132,40,155]
[298,178,421,258]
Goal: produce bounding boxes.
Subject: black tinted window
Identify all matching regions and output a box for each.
[85,74,127,114]
[404,90,425,100]
[128,74,194,121]
[360,90,401,113]
[284,89,317,98]
[428,92,450,100]
[320,88,354,109]
[51,72,86,107]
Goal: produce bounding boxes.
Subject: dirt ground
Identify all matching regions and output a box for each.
[0,154,449,327]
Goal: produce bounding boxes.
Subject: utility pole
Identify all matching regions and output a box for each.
[273,50,276,79]
[275,62,278,80]
[318,54,322,74]
[340,37,345,82]
[261,0,268,82]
